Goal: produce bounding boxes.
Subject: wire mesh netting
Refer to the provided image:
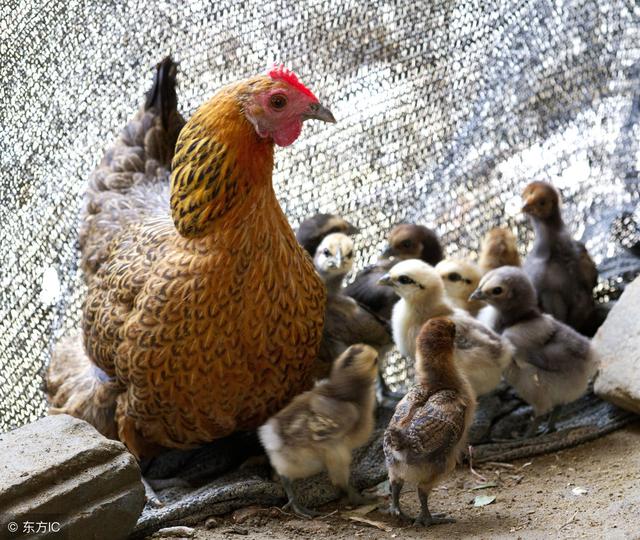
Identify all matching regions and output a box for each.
[1,0,639,434]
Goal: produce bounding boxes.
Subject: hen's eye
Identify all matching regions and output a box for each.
[492,287,503,295]
[398,275,414,285]
[323,248,331,257]
[270,94,287,109]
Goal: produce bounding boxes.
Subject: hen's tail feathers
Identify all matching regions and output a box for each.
[46,335,120,440]
[80,56,185,278]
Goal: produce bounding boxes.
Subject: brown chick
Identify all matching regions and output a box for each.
[259,344,378,518]
[344,223,443,320]
[296,213,359,256]
[478,227,521,275]
[521,181,600,335]
[383,318,475,527]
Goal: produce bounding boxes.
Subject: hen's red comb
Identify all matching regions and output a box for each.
[267,64,318,101]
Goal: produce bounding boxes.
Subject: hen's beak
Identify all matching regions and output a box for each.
[469,289,487,301]
[303,102,336,123]
[378,274,393,287]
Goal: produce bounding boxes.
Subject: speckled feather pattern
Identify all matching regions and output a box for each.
[75,74,325,455]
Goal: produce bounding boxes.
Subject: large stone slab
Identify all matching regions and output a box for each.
[593,276,640,414]
[0,414,145,540]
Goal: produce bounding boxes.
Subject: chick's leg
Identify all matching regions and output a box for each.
[523,414,544,438]
[414,487,455,527]
[281,476,320,518]
[544,405,562,433]
[388,479,410,521]
[326,449,373,506]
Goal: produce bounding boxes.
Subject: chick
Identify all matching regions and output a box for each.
[435,258,484,316]
[382,224,443,264]
[470,266,597,436]
[478,227,521,274]
[384,318,475,526]
[259,344,379,517]
[521,181,599,335]
[296,213,359,257]
[312,234,392,381]
[313,232,355,294]
[344,223,443,320]
[379,259,512,397]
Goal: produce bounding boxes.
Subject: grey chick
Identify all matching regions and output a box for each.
[344,223,443,320]
[384,317,475,526]
[259,344,379,518]
[521,181,600,336]
[312,233,392,381]
[296,213,359,257]
[380,259,512,397]
[470,266,598,436]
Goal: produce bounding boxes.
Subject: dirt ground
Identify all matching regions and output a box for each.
[155,421,640,540]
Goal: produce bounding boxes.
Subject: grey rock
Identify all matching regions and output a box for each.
[0,414,145,540]
[593,277,640,414]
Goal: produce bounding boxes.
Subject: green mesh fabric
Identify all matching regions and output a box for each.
[1,0,639,433]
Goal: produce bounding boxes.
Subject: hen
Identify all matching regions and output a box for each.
[47,58,335,459]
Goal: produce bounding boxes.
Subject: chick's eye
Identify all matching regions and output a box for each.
[448,272,462,282]
[345,251,353,258]
[492,287,503,295]
[270,94,287,110]
[398,275,413,285]
[400,240,412,248]
[323,248,331,257]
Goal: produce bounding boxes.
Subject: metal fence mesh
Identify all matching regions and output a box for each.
[1,0,639,433]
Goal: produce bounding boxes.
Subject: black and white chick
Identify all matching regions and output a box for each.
[296,213,359,257]
[521,181,601,336]
[344,223,443,320]
[378,259,512,397]
[311,233,392,381]
[435,258,484,316]
[384,317,475,526]
[259,344,378,518]
[470,266,598,436]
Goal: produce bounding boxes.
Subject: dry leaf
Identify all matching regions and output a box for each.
[346,515,392,532]
[474,495,496,507]
[471,482,498,490]
[349,503,380,516]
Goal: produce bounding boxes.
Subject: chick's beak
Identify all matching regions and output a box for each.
[303,102,336,123]
[521,197,535,214]
[381,245,394,258]
[378,274,393,287]
[469,289,487,301]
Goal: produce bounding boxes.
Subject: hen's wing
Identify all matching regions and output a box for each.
[80,57,185,278]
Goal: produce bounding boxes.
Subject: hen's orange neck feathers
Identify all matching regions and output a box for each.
[170,79,275,238]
